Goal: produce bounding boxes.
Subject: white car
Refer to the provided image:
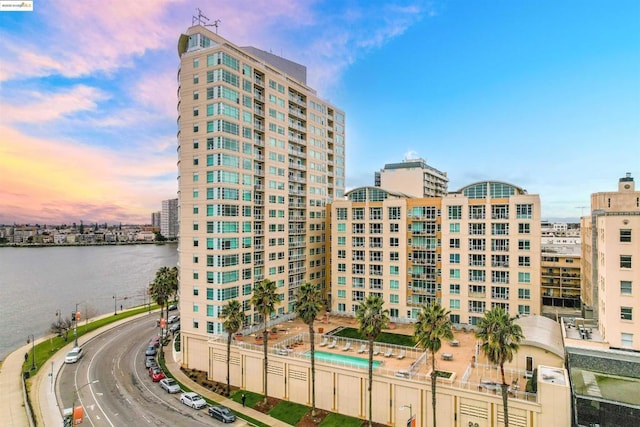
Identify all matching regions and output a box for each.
[180,392,207,409]
[159,378,181,393]
[65,347,83,364]
[167,315,180,324]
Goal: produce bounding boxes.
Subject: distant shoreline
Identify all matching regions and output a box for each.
[0,241,178,248]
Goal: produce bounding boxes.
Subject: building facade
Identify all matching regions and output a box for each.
[540,237,581,309]
[581,173,640,351]
[152,211,162,228]
[176,25,345,356]
[329,181,541,325]
[161,198,179,240]
[374,158,448,197]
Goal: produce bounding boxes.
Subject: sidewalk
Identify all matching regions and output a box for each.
[0,341,33,427]
[164,340,293,427]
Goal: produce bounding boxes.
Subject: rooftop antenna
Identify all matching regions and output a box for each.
[576,206,588,216]
[192,8,209,26]
[208,19,222,34]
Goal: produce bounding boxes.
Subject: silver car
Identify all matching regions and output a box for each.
[64,347,83,364]
[159,378,181,393]
[180,392,207,409]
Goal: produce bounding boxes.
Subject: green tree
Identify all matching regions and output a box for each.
[149,266,179,350]
[356,295,389,427]
[414,302,454,427]
[250,278,279,404]
[221,299,244,396]
[294,282,324,416]
[476,307,524,427]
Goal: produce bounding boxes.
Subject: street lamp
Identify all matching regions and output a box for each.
[26,334,36,371]
[113,294,117,316]
[400,404,414,427]
[73,303,81,348]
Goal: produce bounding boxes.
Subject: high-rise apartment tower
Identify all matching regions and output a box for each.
[176,25,345,368]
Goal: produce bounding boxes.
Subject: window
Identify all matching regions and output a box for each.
[369,207,382,220]
[450,238,460,249]
[450,299,460,310]
[389,223,399,233]
[518,272,531,283]
[518,256,530,267]
[621,333,633,348]
[390,266,399,276]
[518,223,530,234]
[390,280,399,289]
[621,281,632,295]
[389,294,399,304]
[336,208,347,220]
[388,207,401,220]
[621,307,633,320]
[620,255,632,269]
[518,288,530,299]
[450,269,460,279]
[370,223,382,234]
[448,205,462,220]
[450,284,460,294]
[390,237,399,247]
[518,239,531,251]
[516,204,532,219]
[518,305,530,315]
[620,229,632,242]
[337,236,346,246]
[469,205,485,220]
[450,223,460,233]
[450,254,460,264]
[390,252,399,261]
[337,249,346,259]
[352,208,364,220]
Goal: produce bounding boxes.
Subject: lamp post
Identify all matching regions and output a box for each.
[400,404,413,427]
[26,334,36,371]
[113,294,117,316]
[73,303,80,348]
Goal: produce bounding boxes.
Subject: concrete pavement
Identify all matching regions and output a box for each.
[2,308,294,426]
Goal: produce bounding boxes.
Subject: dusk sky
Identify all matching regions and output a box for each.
[1,0,638,225]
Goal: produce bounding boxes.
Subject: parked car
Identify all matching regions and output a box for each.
[149,336,160,348]
[149,367,165,382]
[65,347,83,364]
[159,378,181,393]
[168,304,178,311]
[145,356,157,369]
[208,405,236,423]
[167,315,180,324]
[180,392,207,410]
[145,345,156,356]
[169,323,180,334]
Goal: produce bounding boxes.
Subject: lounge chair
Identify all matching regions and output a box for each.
[373,346,381,356]
[384,348,394,357]
[357,344,366,354]
[342,342,351,351]
[396,350,406,360]
[319,337,328,347]
[327,339,337,349]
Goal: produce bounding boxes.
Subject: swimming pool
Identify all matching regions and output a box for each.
[304,350,382,369]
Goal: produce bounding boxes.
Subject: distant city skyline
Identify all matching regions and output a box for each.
[1,1,638,224]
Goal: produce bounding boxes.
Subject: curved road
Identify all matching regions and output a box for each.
[57,314,225,426]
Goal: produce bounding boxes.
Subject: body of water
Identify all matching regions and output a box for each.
[0,244,178,360]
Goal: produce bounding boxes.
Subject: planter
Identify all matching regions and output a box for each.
[318,327,324,334]
[234,333,244,341]
[269,332,277,339]
[389,323,397,330]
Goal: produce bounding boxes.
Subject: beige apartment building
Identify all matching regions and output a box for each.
[176,24,345,363]
[374,157,449,197]
[329,181,541,324]
[540,240,581,309]
[581,173,640,351]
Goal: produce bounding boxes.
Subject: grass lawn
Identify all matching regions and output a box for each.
[269,400,309,425]
[333,327,416,347]
[231,390,263,408]
[320,413,365,427]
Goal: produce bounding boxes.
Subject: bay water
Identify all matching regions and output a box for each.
[0,244,178,360]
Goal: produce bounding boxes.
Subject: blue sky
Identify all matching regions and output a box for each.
[1,0,638,224]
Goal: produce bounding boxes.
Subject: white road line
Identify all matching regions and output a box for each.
[142,414,152,423]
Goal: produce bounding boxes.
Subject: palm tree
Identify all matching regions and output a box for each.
[149,266,178,357]
[356,295,389,427]
[476,307,524,427]
[414,302,454,427]
[250,278,279,404]
[221,299,244,396]
[294,282,324,416]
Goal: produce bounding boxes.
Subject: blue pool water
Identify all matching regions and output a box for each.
[304,350,382,369]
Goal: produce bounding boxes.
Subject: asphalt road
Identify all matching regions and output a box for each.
[57,313,225,426]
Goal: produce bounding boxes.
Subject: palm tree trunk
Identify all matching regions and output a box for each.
[226,332,232,395]
[500,364,509,427]
[309,322,316,416]
[431,350,437,427]
[263,325,269,404]
[368,338,373,427]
